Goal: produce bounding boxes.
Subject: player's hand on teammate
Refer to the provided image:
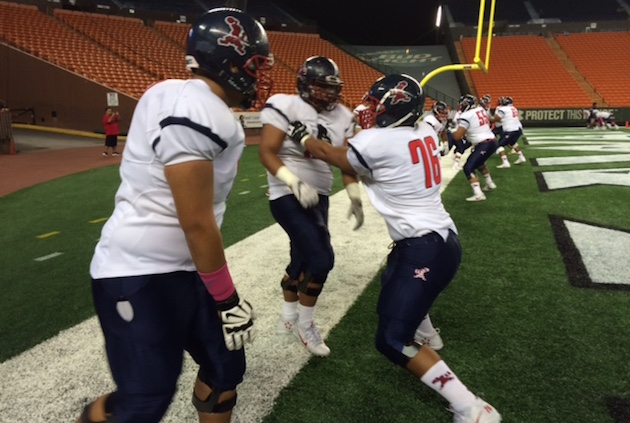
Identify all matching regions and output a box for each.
[287,121,311,146]
[215,292,255,350]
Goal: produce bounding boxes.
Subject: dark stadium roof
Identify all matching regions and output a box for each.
[113,0,628,45]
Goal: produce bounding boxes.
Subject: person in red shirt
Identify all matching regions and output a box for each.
[102,107,121,157]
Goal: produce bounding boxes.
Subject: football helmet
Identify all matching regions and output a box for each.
[363,74,424,128]
[480,94,491,109]
[458,94,477,113]
[297,56,344,112]
[186,8,274,109]
[432,101,449,122]
[503,96,514,105]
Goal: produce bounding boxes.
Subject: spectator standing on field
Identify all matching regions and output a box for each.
[103,107,121,157]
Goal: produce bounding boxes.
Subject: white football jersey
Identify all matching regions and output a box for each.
[495,105,521,132]
[91,79,244,279]
[457,106,496,145]
[261,94,354,199]
[346,124,457,242]
[451,111,461,129]
[422,113,445,134]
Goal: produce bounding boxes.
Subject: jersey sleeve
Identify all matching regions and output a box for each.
[260,94,293,133]
[154,93,238,166]
[156,117,227,165]
[346,132,375,178]
[457,112,472,130]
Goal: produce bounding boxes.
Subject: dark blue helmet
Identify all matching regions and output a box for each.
[364,74,424,128]
[297,56,344,112]
[458,94,477,112]
[186,8,274,109]
[432,101,449,121]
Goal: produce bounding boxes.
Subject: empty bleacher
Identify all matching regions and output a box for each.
[0,1,156,98]
[554,32,630,106]
[54,9,188,81]
[460,35,593,108]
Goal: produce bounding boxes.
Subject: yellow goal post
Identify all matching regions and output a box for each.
[420,0,497,87]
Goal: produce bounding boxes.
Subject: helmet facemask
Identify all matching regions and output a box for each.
[241,54,274,109]
[303,78,343,112]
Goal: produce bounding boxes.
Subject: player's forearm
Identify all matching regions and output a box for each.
[183,221,227,273]
[303,138,354,174]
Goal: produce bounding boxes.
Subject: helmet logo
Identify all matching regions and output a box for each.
[390,81,412,105]
[217,16,249,56]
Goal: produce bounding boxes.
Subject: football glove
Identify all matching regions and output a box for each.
[287,121,311,146]
[215,292,255,351]
[345,182,364,230]
[275,166,319,209]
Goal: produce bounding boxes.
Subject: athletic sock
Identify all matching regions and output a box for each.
[471,182,482,196]
[418,314,436,335]
[297,303,315,328]
[421,360,476,413]
[282,301,298,321]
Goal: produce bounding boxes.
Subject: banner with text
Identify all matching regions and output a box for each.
[520,108,629,126]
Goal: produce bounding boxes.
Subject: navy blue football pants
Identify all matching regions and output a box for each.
[91,271,245,423]
[269,193,334,284]
[376,230,462,367]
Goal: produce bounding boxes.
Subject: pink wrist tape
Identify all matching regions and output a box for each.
[198,263,236,302]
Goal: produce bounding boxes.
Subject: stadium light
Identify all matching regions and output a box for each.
[435,5,442,27]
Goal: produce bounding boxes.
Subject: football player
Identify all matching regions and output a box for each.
[287,74,502,423]
[258,56,362,357]
[491,96,526,168]
[451,94,499,201]
[422,100,450,156]
[78,8,272,423]
[447,103,472,171]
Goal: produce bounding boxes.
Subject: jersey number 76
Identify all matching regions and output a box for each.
[408,136,441,188]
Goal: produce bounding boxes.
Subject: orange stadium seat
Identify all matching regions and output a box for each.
[460,35,593,109]
[554,32,630,106]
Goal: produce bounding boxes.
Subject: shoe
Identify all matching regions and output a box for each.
[414,327,443,350]
[112,152,120,156]
[466,193,486,202]
[514,157,526,165]
[102,152,109,157]
[296,322,330,357]
[276,315,297,335]
[482,182,497,192]
[452,398,501,423]
[496,162,510,168]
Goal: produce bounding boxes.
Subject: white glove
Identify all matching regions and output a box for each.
[216,292,255,351]
[345,182,364,230]
[275,166,319,209]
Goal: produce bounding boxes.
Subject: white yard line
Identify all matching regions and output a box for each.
[0,157,463,423]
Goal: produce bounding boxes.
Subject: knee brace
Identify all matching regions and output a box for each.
[192,389,237,415]
[496,146,505,154]
[280,275,297,293]
[297,272,324,297]
[375,319,419,368]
